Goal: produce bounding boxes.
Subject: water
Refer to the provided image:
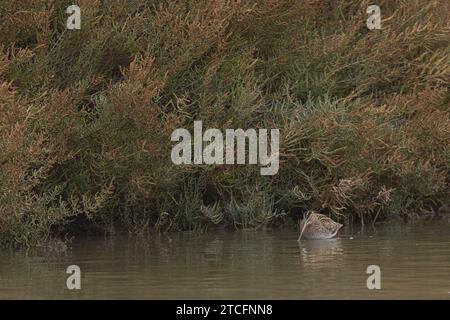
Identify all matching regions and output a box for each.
[1,222,449,299]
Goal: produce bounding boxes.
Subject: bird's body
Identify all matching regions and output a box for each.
[298,212,343,240]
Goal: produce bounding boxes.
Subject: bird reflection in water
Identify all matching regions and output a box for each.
[298,238,344,266]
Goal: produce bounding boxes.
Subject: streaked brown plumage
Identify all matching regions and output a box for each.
[298,211,343,240]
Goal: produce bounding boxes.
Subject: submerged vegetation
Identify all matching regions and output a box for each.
[0,0,449,247]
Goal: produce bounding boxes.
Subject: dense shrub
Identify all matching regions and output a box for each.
[0,0,449,246]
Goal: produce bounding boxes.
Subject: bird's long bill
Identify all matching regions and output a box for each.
[298,218,309,241]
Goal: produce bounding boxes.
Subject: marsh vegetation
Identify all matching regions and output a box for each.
[0,0,449,247]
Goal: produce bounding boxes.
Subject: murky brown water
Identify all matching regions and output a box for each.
[1,222,449,299]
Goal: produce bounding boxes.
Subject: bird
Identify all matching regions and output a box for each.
[298,211,343,241]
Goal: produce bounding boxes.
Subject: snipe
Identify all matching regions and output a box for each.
[298,211,343,241]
